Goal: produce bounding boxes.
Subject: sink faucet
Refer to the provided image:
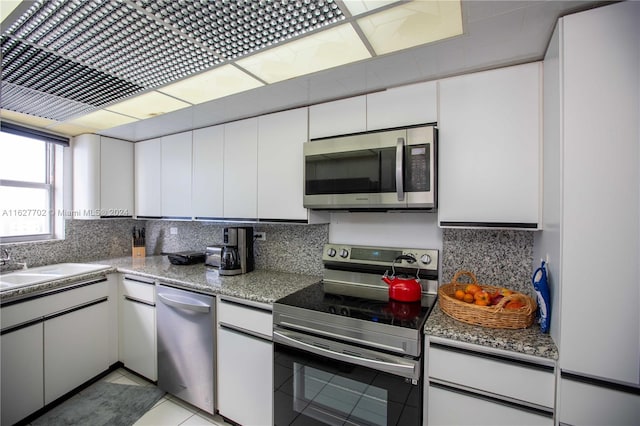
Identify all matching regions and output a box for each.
[0,249,27,270]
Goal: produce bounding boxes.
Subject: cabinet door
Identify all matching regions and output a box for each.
[135,138,162,217]
[558,376,640,426]
[217,327,273,425]
[1,323,44,425]
[101,137,134,217]
[366,81,437,130]
[44,300,110,404]
[559,1,640,384]
[309,95,366,139]
[257,108,308,220]
[192,125,224,218]
[120,298,157,381]
[72,134,101,218]
[224,118,258,219]
[161,131,192,218]
[428,384,553,426]
[438,62,541,228]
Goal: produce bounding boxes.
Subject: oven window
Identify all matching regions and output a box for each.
[274,344,421,426]
[305,147,396,195]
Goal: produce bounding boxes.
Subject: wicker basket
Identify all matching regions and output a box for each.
[438,271,537,329]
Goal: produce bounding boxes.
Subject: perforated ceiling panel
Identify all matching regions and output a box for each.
[1,0,345,122]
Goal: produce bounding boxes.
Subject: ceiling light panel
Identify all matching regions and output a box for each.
[236,23,371,84]
[158,65,264,104]
[342,0,399,17]
[357,0,463,55]
[136,0,346,61]
[105,91,191,120]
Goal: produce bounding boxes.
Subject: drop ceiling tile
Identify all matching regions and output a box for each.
[342,0,399,17]
[236,23,371,84]
[158,65,264,104]
[357,0,463,55]
[105,91,191,120]
[47,122,97,136]
[65,109,138,130]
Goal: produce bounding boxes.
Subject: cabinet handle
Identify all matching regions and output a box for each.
[396,137,405,201]
[123,295,155,307]
[157,293,210,313]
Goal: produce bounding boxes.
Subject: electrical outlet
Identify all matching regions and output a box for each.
[255,231,266,241]
[170,227,178,235]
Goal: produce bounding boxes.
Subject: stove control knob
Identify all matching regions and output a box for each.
[326,248,337,257]
[339,249,349,258]
[420,254,432,265]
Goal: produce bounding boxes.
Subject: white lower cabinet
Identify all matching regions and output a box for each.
[1,323,44,426]
[558,376,640,426]
[119,274,157,381]
[426,338,555,425]
[0,277,111,424]
[216,297,273,425]
[44,300,110,404]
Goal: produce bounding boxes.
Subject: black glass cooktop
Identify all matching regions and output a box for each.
[274,281,437,331]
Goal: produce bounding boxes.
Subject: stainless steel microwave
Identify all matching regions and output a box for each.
[303,124,437,210]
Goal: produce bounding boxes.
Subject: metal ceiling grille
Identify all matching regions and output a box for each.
[0,0,346,123]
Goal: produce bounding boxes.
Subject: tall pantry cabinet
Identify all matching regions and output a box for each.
[536,2,640,424]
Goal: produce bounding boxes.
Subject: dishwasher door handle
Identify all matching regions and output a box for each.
[157,293,211,313]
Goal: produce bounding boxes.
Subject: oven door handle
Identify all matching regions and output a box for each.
[273,330,418,380]
[396,137,405,201]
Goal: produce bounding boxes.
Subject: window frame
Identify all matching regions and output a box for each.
[0,123,64,243]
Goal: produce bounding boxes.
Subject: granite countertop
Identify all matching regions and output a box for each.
[425,303,558,361]
[0,256,321,305]
[97,256,322,304]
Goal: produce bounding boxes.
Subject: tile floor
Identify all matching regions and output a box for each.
[31,368,233,426]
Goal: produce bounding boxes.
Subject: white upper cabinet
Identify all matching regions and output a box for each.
[135,138,162,217]
[438,62,541,228]
[161,131,192,218]
[309,95,367,139]
[224,117,258,219]
[366,81,437,131]
[257,108,309,221]
[73,134,134,218]
[192,125,224,219]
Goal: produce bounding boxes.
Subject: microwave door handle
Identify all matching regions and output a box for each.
[396,137,405,201]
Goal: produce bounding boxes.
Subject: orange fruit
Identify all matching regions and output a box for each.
[505,300,524,310]
[474,299,489,306]
[463,293,474,303]
[474,290,490,304]
[454,290,465,300]
[465,284,481,295]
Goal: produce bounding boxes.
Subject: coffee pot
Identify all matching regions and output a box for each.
[219,227,255,276]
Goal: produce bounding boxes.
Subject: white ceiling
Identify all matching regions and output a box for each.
[2,0,606,142]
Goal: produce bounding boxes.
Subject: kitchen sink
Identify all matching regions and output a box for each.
[0,263,111,291]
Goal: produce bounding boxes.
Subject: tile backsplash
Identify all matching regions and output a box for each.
[2,220,534,288]
[441,228,535,296]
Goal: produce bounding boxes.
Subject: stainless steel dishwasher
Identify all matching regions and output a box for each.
[156,284,215,414]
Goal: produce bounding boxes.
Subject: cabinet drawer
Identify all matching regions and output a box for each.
[428,384,553,426]
[429,344,555,408]
[1,278,108,330]
[218,298,272,338]
[121,275,155,304]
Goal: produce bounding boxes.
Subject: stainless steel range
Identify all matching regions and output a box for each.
[272,243,439,426]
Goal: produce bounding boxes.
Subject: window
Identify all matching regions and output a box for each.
[0,123,68,242]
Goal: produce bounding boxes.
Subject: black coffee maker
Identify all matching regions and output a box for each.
[219,226,255,276]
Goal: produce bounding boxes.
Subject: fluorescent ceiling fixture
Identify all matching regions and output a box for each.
[357,0,463,55]
[65,109,138,130]
[0,1,21,26]
[0,109,57,129]
[105,91,191,120]
[236,23,371,84]
[158,65,264,105]
[47,122,97,137]
[343,0,399,17]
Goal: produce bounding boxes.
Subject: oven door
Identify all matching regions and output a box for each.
[273,328,422,426]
